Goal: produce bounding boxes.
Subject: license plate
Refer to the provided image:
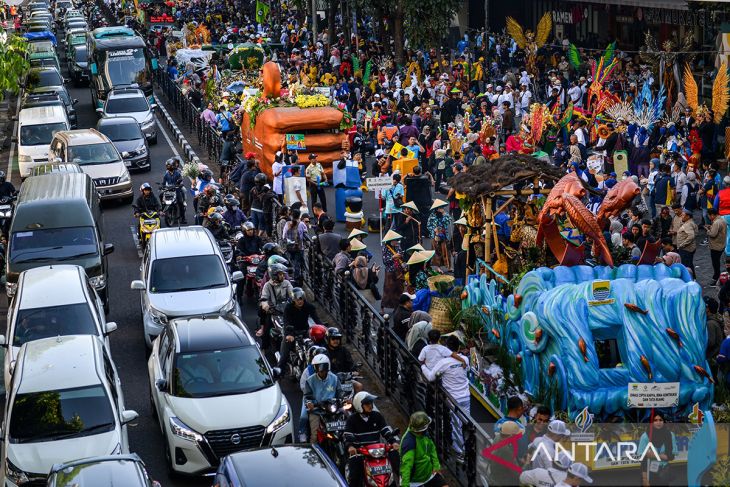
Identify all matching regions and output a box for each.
[124,160,131,167]
[326,420,346,431]
[369,465,391,475]
[248,266,257,273]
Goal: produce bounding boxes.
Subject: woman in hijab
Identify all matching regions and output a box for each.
[661,251,681,266]
[405,317,432,356]
[637,412,676,486]
[381,230,405,311]
[350,254,381,306]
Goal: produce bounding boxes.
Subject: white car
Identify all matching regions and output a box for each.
[0,265,117,390]
[97,87,157,144]
[148,314,292,475]
[131,226,243,348]
[1,335,138,486]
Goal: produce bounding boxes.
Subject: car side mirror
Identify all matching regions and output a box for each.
[72,98,78,105]
[271,367,282,380]
[130,280,145,290]
[150,103,158,110]
[231,271,244,282]
[0,335,6,347]
[103,243,114,255]
[104,322,117,334]
[121,410,139,424]
[95,107,103,114]
[155,379,168,393]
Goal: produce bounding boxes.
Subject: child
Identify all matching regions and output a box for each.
[418,329,466,369]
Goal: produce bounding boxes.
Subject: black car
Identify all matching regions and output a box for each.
[68,44,89,85]
[47,454,160,487]
[214,445,348,487]
[97,116,151,171]
[26,85,77,128]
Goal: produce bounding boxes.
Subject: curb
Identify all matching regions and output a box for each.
[154,96,202,167]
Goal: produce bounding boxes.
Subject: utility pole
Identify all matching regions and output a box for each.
[484,0,489,32]
[312,0,318,42]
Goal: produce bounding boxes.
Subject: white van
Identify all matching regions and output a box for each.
[16,105,69,178]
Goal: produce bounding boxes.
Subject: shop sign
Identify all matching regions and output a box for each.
[552,11,573,25]
[643,8,705,27]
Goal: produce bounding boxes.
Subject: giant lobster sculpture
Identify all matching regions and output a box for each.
[536,174,640,267]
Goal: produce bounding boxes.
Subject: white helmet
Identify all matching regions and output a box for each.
[311,353,330,372]
[353,391,377,413]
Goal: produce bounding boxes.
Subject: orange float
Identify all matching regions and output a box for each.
[241,61,347,177]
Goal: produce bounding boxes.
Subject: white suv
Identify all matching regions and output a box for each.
[1,335,138,486]
[0,265,117,390]
[148,314,292,475]
[131,226,243,348]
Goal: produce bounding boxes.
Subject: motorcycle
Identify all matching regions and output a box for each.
[274,334,311,381]
[344,427,400,487]
[312,398,350,466]
[158,183,183,227]
[337,371,363,402]
[0,194,16,235]
[238,254,264,299]
[218,239,234,269]
[138,211,160,248]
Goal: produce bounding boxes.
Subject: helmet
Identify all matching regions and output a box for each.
[353,391,378,413]
[200,169,213,181]
[0,170,7,182]
[207,207,219,217]
[326,327,343,342]
[309,324,327,343]
[292,287,305,300]
[254,173,267,185]
[243,221,255,231]
[229,198,241,207]
[140,182,151,191]
[224,193,236,204]
[262,242,281,256]
[311,354,330,373]
[209,213,223,224]
[267,255,288,267]
[307,345,327,363]
[408,411,432,432]
[268,263,287,279]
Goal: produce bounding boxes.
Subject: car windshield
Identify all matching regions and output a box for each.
[149,255,228,293]
[9,385,115,443]
[74,48,87,63]
[19,122,66,146]
[31,69,63,87]
[10,226,98,263]
[68,142,120,165]
[106,96,148,114]
[102,48,149,86]
[99,122,142,141]
[14,303,98,347]
[35,89,69,105]
[174,346,273,398]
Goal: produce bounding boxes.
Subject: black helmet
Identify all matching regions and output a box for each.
[0,170,6,183]
[326,327,343,341]
[165,157,180,170]
[209,213,223,224]
[262,242,281,256]
[254,173,267,185]
[200,169,214,181]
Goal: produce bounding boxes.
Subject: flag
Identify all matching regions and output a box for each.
[256,0,270,24]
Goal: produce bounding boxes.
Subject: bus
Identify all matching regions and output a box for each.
[87,27,158,109]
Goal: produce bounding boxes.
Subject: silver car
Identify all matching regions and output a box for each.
[97,87,157,144]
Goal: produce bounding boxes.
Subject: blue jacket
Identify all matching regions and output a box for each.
[653,173,674,207]
[223,208,246,228]
[304,371,343,405]
[717,337,730,385]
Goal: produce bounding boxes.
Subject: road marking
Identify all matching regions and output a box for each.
[7,95,21,182]
[155,115,181,159]
[130,225,143,258]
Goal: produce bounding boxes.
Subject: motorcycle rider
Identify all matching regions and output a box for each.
[256,242,283,280]
[161,158,187,224]
[223,197,247,228]
[237,221,263,256]
[249,173,268,235]
[133,183,162,217]
[277,287,321,370]
[192,169,213,220]
[207,212,231,241]
[0,171,16,198]
[304,354,344,443]
[198,185,221,224]
[309,323,328,347]
[345,392,401,487]
[325,327,361,392]
[298,345,327,441]
[258,263,293,349]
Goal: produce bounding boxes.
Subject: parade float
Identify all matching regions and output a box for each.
[239,61,351,178]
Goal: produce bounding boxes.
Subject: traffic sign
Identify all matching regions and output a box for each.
[627,382,679,408]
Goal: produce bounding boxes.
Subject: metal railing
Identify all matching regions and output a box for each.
[157,67,492,486]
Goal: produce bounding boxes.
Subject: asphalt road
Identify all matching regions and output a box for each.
[0,41,306,486]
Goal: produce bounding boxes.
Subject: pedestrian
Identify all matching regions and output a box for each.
[305,153,327,212]
[707,208,727,284]
[427,199,453,268]
[637,413,676,487]
[489,421,524,486]
[350,255,381,306]
[384,174,404,229]
[271,152,286,202]
[556,463,593,487]
[391,292,414,340]
[676,208,698,275]
[333,238,353,274]
[317,220,342,261]
[705,297,723,381]
[529,420,572,470]
[668,204,683,246]
[406,250,435,292]
[520,453,572,487]
[400,412,448,487]
[398,201,421,250]
[382,230,406,311]
[651,206,673,241]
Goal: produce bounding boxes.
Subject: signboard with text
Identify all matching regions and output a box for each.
[627,382,679,408]
[366,176,392,195]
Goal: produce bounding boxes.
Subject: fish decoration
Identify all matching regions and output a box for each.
[578,337,589,362]
[665,328,682,347]
[535,328,543,343]
[640,355,653,380]
[460,290,468,300]
[491,328,501,339]
[694,365,715,384]
[516,354,522,364]
[624,303,648,315]
[548,362,556,377]
[514,294,523,308]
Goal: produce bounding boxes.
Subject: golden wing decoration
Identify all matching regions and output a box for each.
[506,17,527,50]
[683,63,698,115]
[535,12,552,48]
[712,63,729,124]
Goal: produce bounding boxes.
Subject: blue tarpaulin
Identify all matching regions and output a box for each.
[23,31,57,46]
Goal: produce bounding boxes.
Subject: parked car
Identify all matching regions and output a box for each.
[48,128,133,201]
[47,454,160,487]
[0,264,117,390]
[26,66,65,89]
[96,116,150,171]
[1,335,138,486]
[97,86,157,144]
[130,226,243,348]
[148,313,292,475]
[214,445,348,487]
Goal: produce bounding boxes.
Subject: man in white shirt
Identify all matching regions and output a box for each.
[497,86,514,115]
[529,420,572,470]
[418,329,467,369]
[519,83,532,117]
[271,153,285,200]
[420,335,470,456]
[485,84,497,104]
[519,452,572,487]
[568,81,582,106]
[554,463,593,487]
